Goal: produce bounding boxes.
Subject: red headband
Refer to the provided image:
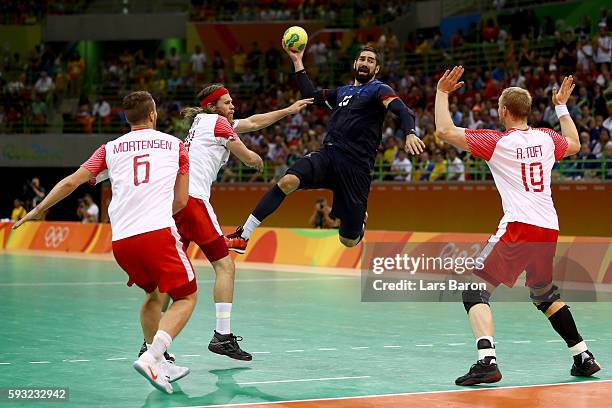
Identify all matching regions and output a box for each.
[199,87,229,107]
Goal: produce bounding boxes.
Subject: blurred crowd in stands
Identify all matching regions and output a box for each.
[1,6,611,181]
[189,0,410,26]
[0,0,411,26]
[0,0,82,24]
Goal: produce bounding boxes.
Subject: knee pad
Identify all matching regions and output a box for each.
[462,289,491,313]
[339,236,358,248]
[531,284,561,313]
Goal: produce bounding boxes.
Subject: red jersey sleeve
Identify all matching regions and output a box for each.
[537,128,568,160]
[81,144,107,176]
[376,83,397,105]
[465,129,502,161]
[214,115,238,141]
[178,142,189,174]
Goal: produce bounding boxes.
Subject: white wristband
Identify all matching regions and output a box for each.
[555,104,569,119]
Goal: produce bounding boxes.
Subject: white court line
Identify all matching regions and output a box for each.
[237,376,371,385]
[351,346,369,350]
[182,354,201,357]
[0,363,11,365]
[67,359,89,363]
[546,340,563,343]
[188,379,612,408]
[251,352,270,354]
[106,357,127,361]
[317,348,337,351]
[415,344,433,347]
[0,276,352,288]
[0,281,128,287]
[383,346,402,348]
[29,361,50,364]
[285,350,304,353]
[448,343,466,346]
[512,340,531,344]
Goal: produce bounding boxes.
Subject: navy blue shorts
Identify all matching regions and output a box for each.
[286,146,370,240]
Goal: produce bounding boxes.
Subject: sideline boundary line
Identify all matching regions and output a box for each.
[177,379,612,408]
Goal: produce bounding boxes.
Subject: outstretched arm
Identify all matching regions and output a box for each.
[435,66,469,150]
[282,39,337,108]
[283,38,306,72]
[13,167,93,229]
[552,75,580,157]
[234,98,313,133]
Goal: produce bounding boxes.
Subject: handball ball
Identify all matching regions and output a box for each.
[283,26,308,52]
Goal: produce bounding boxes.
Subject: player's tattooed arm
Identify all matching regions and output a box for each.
[552,75,580,157]
[234,98,314,133]
[13,167,93,229]
[227,138,264,172]
[435,66,469,150]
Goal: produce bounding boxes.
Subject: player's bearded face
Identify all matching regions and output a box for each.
[215,94,235,123]
[354,52,378,83]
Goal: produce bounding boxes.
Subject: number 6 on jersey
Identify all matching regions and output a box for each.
[133,154,151,186]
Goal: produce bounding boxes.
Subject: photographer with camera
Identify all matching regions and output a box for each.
[77,194,99,224]
[309,197,339,229]
[24,177,46,210]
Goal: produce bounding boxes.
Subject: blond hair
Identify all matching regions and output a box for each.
[181,83,226,120]
[499,87,532,120]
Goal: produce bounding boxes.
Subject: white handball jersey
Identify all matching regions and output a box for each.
[184,113,238,201]
[82,128,189,241]
[465,127,568,231]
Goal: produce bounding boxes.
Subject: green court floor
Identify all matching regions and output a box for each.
[1,253,611,407]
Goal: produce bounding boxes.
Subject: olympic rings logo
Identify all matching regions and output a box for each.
[44,226,70,248]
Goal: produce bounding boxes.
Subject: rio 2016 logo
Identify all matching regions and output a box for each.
[44,226,70,248]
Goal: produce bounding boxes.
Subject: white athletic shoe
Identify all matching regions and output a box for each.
[133,357,173,394]
[161,358,190,383]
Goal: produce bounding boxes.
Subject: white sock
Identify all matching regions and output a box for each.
[241,214,260,240]
[146,330,172,362]
[476,336,496,363]
[569,341,588,357]
[216,303,232,335]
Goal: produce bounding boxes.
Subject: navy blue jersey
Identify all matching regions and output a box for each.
[314,80,396,171]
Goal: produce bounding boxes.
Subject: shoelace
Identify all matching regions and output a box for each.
[226,228,244,240]
[219,334,244,352]
[469,359,494,372]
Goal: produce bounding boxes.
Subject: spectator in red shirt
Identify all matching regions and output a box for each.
[482,19,500,42]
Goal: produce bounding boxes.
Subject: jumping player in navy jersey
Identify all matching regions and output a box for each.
[226,44,425,252]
